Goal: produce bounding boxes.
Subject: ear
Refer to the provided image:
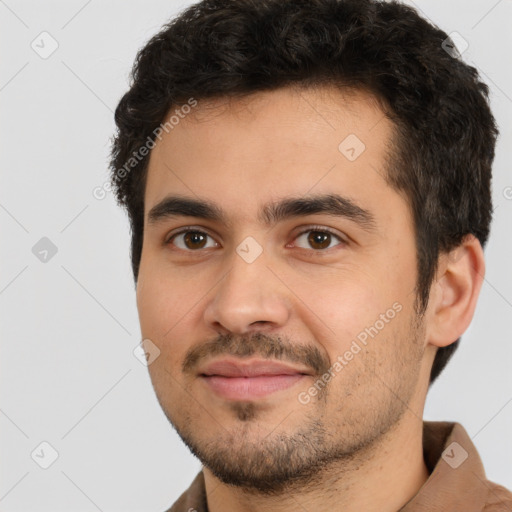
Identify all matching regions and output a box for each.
[426,235,485,348]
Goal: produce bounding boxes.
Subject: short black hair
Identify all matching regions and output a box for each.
[110,0,498,385]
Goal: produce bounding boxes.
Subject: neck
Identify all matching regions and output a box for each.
[203,414,430,512]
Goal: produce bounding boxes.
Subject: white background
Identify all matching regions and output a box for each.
[1,1,511,510]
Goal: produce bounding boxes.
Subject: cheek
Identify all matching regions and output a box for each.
[302,267,411,362]
[310,267,377,322]
[136,267,199,345]
[137,276,193,396]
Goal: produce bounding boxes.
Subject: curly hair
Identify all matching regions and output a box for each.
[110,0,498,385]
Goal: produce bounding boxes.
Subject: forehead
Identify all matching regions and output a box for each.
[144,85,399,224]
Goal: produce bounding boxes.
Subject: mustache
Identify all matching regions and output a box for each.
[182,332,330,376]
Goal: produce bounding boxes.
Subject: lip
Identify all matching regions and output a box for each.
[199,358,311,400]
[200,358,312,377]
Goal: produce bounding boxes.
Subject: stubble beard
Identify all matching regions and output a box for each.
[161,319,425,495]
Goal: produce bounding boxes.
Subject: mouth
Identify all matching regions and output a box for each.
[198,358,311,400]
[201,374,307,400]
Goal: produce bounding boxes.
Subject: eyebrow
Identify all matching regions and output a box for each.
[147,194,377,232]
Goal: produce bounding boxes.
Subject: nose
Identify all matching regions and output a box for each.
[203,249,291,335]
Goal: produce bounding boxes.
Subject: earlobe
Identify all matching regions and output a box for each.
[427,235,485,348]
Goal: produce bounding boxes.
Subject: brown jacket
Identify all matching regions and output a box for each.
[165,421,512,511]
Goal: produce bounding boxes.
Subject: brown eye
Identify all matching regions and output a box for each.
[183,232,207,249]
[170,230,217,250]
[308,231,332,250]
[294,229,343,251]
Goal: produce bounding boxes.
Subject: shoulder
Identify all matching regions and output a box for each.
[162,471,207,512]
[482,480,512,511]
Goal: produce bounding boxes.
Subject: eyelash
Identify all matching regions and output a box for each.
[165,225,346,253]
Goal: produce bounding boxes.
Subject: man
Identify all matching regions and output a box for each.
[109,0,512,510]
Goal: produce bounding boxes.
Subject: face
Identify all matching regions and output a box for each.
[137,86,430,493]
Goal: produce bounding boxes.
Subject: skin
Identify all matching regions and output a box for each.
[136,85,485,512]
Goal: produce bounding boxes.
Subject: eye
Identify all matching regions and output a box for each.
[166,227,345,252]
[167,229,219,251]
[292,228,345,251]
